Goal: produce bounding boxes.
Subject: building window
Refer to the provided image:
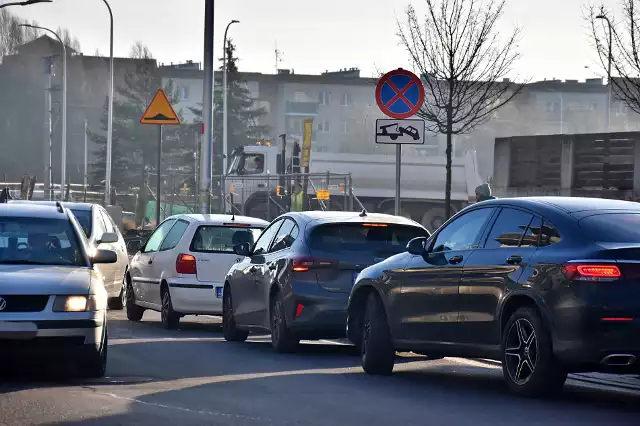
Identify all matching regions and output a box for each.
[341,93,352,106]
[319,91,331,105]
[178,85,189,101]
[318,120,330,133]
[342,120,351,134]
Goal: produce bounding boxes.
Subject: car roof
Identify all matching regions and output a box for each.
[9,200,94,211]
[0,202,68,219]
[477,197,640,214]
[168,213,269,226]
[286,210,425,228]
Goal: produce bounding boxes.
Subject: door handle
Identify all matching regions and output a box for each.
[449,255,463,265]
[506,255,523,265]
[249,266,258,273]
[268,263,277,271]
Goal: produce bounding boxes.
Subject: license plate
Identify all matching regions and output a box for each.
[216,287,223,298]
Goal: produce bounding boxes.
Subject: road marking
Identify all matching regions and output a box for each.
[96,391,277,423]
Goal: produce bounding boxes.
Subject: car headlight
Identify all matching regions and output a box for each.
[53,295,106,312]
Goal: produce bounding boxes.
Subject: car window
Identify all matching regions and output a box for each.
[484,208,535,249]
[432,208,494,252]
[190,226,265,253]
[0,217,86,266]
[99,209,115,233]
[539,220,561,247]
[309,223,429,256]
[159,220,190,251]
[142,219,176,253]
[519,216,542,248]
[69,208,92,238]
[93,210,108,240]
[270,219,298,252]
[252,220,283,256]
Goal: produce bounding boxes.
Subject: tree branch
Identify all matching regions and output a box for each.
[0,0,52,9]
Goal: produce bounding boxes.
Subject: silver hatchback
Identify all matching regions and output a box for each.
[0,202,116,377]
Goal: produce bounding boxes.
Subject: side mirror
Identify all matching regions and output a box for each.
[233,242,251,257]
[97,232,118,244]
[127,239,142,255]
[92,249,118,264]
[406,237,428,256]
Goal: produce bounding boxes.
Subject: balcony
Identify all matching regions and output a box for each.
[285,101,319,116]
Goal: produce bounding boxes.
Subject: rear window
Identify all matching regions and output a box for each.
[190,226,265,253]
[580,213,640,243]
[70,208,92,238]
[309,223,429,254]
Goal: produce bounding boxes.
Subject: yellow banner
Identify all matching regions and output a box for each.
[316,189,330,200]
[302,119,313,168]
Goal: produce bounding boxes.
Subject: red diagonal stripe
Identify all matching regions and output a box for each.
[383,79,415,109]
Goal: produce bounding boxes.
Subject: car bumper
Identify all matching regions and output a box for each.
[168,277,223,315]
[552,306,640,373]
[0,312,105,359]
[286,280,350,339]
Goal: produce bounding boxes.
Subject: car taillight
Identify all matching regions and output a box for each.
[563,263,621,280]
[292,257,337,272]
[176,253,197,274]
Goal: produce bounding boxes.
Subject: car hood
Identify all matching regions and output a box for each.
[0,265,92,295]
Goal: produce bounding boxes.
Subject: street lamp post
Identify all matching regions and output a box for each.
[21,24,66,200]
[223,20,239,177]
[101,0,114,206]
[596,10,613,132]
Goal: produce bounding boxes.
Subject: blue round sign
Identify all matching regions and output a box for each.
[375,69,425,119]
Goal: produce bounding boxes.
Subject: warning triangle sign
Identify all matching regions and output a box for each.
[140,89,181,125]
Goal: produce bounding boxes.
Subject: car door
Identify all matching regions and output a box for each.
[130,219,176,303]
[101,208,128,286]
[253,218,300,328]
[90,208,115,294]
[233,219,283,327]
[395,207,496,344]
[458,207,540,347]
[150,219,191,306]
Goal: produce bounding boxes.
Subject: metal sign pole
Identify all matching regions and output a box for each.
[156,125,162,227]
[395,145,401,215]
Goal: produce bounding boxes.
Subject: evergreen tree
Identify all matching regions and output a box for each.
[191,39,269,174]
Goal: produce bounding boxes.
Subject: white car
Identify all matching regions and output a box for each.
[0,202,115,377]
[127,214,269,329]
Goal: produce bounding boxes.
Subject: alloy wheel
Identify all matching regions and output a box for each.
[271,300,282,343]
[362,315,371,357]
[504,318,538,385]
[161,292,169,324]
[223,293,233,326]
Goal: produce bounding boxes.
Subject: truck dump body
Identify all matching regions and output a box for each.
[493,132,640,200]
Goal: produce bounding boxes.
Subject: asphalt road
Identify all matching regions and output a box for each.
[1,311,639,426]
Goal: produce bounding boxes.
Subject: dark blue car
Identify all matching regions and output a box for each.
[346,197,640,397]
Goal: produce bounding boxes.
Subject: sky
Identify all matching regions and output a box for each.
[10,0,620,82]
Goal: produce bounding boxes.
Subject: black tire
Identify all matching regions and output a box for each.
[125,279,144,322]
[223,287,249,342]
[361,293,395,375]
[161,287,180,330]
[77,321,108,378]
[108,276,126,310]
[501,306,567,397]
[270,291,299,353]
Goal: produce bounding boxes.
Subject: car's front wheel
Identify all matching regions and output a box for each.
[361,293,395,375]
[77,321,108,378]
[222,287,249,342]
[108,276,126,310]
[501,306,567,397]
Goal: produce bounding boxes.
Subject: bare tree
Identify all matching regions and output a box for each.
[55,26,80,52]
[398,0,523,218]
[0,8,39,60]
[589,1,640,115]
[130,41,153,59]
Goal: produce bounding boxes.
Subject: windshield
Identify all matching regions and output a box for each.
[190,226,265,253]
[0,216,86,266]
[309,223,429,256]
[580,213,640,243]
[70,208,92,238]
